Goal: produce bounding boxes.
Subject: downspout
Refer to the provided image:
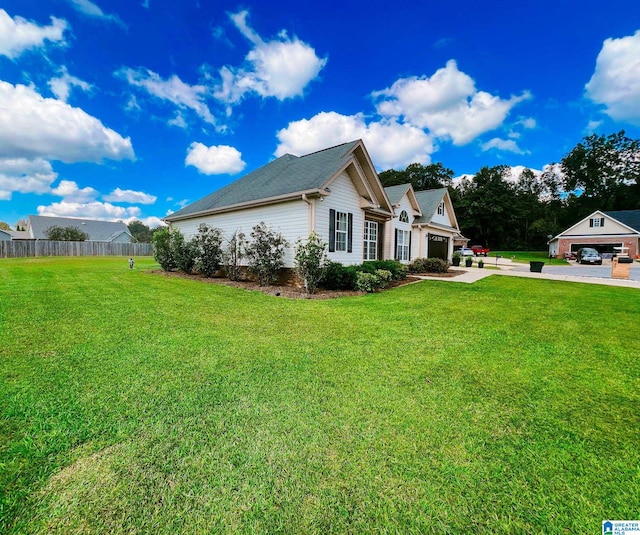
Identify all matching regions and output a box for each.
[301,194,315,233]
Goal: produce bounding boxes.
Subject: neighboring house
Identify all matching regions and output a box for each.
[166,139,462,266]
[548,210,640,258]
[0,228,12,241]
[384,183,461,262]
[25,215,135,243]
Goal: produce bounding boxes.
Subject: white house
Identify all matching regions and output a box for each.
[166,140,462,266]
[548,210,640,258]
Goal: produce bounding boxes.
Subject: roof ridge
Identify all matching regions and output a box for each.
[299,139,360,159]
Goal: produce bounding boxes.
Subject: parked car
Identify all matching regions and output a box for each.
[458,247,474,257]
[576,247,602,264]
[471,245,490,256]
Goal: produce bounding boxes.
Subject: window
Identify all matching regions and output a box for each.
[399,210,409,223]
[590,217,604,228]
[329,209,352,253]
[363,220,378,261]
[437,202,445,215]
[396,229,410,261]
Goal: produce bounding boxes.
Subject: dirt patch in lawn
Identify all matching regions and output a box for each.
[147,270,460,299]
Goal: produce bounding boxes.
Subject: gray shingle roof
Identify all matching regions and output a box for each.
[383,183,412,206]
[167,140,361,220]
[28,216,132,241]
[604,210,640,232]
[413,188,448,224]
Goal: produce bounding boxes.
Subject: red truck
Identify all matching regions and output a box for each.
[471,245,490,257]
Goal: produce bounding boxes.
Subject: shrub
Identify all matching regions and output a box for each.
[409,257,450,273]
[45,225,88,241]
[320,261,357,290]
[294,232,328,294]
[174,235,199,274]
[246,222,288,286]
[223,230,245,281]
[194,224,224,277]
[153,227,177,271]
[355,271,380,293]
[364,260,408,280]
[375,269,393,289]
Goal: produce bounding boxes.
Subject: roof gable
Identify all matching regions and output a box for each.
[604,210,640,233]
[384,183,422,215]
[28,215,132,242]
[166,140,393,221]
[551,210,640,240]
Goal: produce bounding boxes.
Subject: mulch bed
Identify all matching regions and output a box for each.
[149,269,465,299]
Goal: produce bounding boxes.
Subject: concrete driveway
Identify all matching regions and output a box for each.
[508,259,640,282]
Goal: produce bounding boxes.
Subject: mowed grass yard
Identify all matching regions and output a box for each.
[1,257,639,534]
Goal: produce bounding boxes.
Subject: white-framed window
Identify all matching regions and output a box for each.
[399,210,409,223]
[397,229,410,261]
[363,220,378,261]
[590,217,604,228]
[335,211,348,251]
[437,202,445,215]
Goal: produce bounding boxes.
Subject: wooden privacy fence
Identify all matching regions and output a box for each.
[0,240,153,258]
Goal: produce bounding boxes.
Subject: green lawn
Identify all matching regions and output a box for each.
[1,257,639,534]
[489,250,570,266]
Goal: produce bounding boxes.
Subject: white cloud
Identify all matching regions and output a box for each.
[585,30,640,125]
[48,67,92,102]
[0,9,67,59]
[0,81,134,163]
[214,10,327,104]
[51,179,98,202]
[103,188,157,204]
[275,111,433,170]
[37,200,141,219]
[117,68,217,127]
[185,143,246,175]
[67,0,125,27]
[168,112,188,129]
[373,60,531,145]
[0,158,58,200]
[124,215,165,228]
[481,137,529,155]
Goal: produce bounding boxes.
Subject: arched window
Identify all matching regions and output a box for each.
[399,210,409,223]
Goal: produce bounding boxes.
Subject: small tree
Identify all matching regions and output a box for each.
[294,231,328,294]
[153,227,178,271]
[223,230,246,281]
[194,223,224,277]
[246,222,288,286]
[45,225,89,241]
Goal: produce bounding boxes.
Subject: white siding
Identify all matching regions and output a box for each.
[566,214,631,236]
[314,171,365,265]
[171,199,310,267]
[387,194,414,263]
[431,201,453,227]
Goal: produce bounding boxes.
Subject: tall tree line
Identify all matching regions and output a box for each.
[379,131,640,250]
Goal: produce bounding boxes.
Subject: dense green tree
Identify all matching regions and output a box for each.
[379,162,454,191]
[127,220,154,243]
[45,226,89,241]
[0,221,11,231]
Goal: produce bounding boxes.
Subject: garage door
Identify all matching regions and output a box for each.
[428,234,448,259]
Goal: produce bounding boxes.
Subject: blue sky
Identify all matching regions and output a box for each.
[1,0,639,227]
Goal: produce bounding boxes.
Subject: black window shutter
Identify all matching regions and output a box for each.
[589,218,594,227]
[377,222,384,260]
[408,231,412,261]
[347,213,353,253]
[329,209,335,252]
[394,229,399,260]
[600,217,605,227]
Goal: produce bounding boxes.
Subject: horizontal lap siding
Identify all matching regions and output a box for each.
[315,172,364,265]
[171,200,310,267]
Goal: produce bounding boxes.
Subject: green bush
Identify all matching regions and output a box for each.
[319,262,358,290]
[375,269,393,289]
[294,232,328,294]
[364,260,407,280]
[223,230,245,281]
[194,224,224,277]
[355,271,380,292]
[246,222,288,286]
[409,257,450,273]
[152,227,177,271]
[174,234,198,274]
